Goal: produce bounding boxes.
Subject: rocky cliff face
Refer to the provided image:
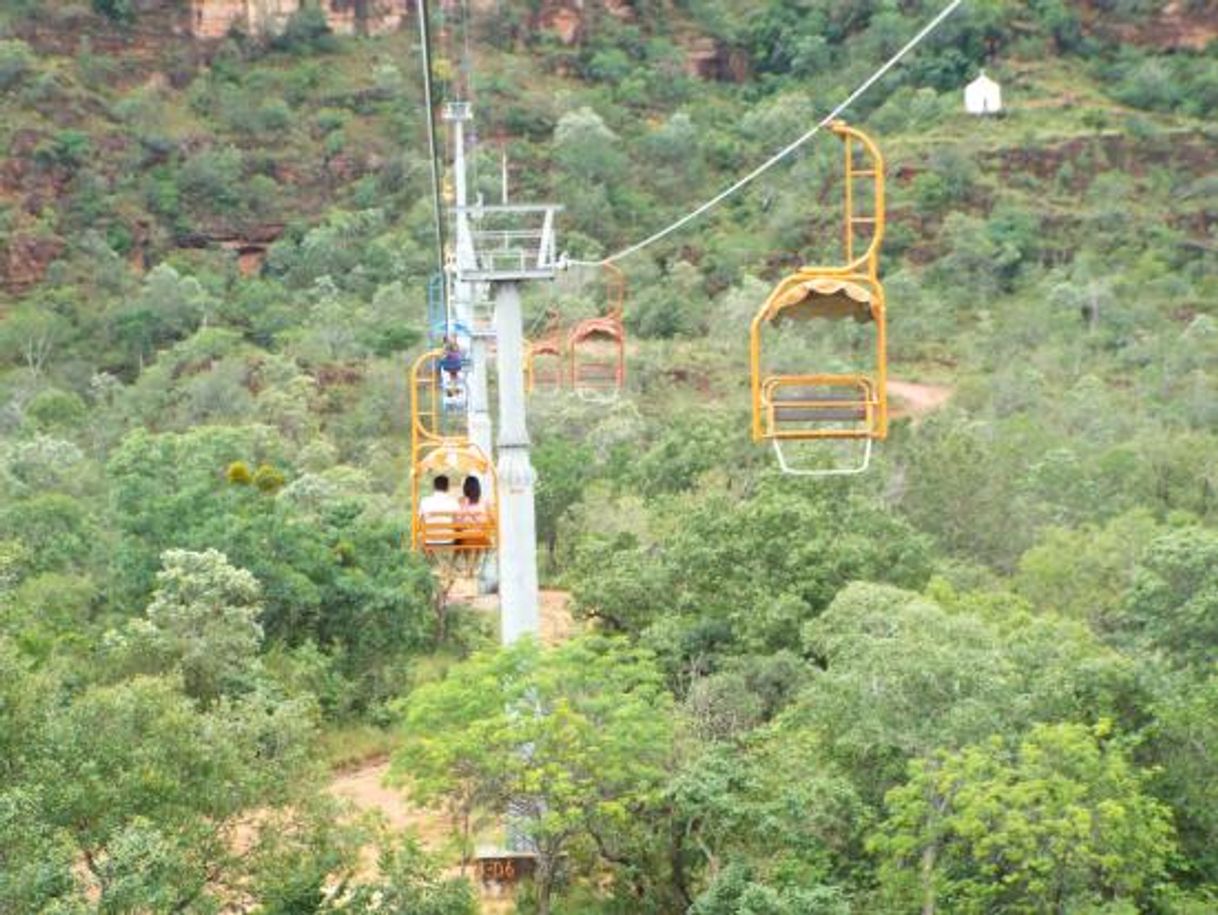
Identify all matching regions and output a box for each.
[187,0,408,40]
[3,233,65,293]
[526,0,748,82]
[1082,0,1218,50]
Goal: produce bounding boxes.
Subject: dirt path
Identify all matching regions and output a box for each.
[328,757,450,847]
[889,379,953,418]
[329,759,513,913]
[538,589,576,646]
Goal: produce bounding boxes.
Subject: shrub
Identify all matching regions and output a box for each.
[257,98,292,133]
[245,174,280,219]
[177,147,244,214]
[91,0,134,24]
[1114,57,1181,111]
[270,7,336,54]
[25,389,87,432]
[315,108,346,135]
[227,461,253,485]
[0,39,35,90]
[35,130,91,169]
[253,463,286,493]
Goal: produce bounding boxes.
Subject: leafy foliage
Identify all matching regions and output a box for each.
[2,1,1218,908]
[393,637,674,913]
[871,722,1175,913]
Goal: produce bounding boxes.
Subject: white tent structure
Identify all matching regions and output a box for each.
[964,70,1003,115]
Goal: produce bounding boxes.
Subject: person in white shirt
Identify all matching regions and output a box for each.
[418,475,461,545]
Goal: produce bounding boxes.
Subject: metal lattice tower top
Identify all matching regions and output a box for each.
[442,100,473,123]
[455,203,563,284]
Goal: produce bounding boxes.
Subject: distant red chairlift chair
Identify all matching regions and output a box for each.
[525,312,566,394]
[567,263,627,403]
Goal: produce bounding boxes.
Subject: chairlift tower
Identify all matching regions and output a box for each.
[455,199,562,644]
[443,102,494,462]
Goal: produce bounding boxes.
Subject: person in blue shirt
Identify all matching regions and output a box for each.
[439,336,464,396]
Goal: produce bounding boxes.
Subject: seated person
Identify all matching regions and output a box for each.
[457,475,492,548]
[439,337,464,395]
[418,475,461,545]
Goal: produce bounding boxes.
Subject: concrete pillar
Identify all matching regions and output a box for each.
[493,281,540,644]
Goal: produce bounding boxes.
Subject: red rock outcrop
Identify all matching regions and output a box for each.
[186,0,407,40]
[4,234,65,291]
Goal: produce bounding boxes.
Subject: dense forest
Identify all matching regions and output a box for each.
[2,0,1218,912]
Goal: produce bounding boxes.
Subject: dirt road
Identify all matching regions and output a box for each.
[889,379,952,417]
[328,757,449,845]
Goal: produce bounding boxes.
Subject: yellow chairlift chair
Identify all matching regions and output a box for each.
[410,439,498,557]
[408,347,498,557]
[750,121,888,476]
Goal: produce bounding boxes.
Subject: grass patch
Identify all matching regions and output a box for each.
[318,722,401,770]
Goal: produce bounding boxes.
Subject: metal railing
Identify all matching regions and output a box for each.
[453,204,562,281]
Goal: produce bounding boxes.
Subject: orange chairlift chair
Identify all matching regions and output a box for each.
[525,310,566,394]
[750,121,888,476]
[567,263,627,403]
[409,348,498,557]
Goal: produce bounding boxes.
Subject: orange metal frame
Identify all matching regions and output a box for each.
[567,262,627,397]
[525,312,566,394]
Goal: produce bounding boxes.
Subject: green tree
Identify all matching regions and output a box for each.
[895,411,1031,569]
[1120,528,1218,667]
[533,435,594,566]
[642,111,704,196]
[1145,671,1218,885]
[341,839,478,915]
[0,639,75,911]
[691,863,849,915]
[671,728,863,912]
[798,583,1012,799]
[1123,526,1218,669]
[554,107,627,184]
[0,304,69,376]
[796,583,1142,804]
[870,722,1175,914]
[271,5,338,53]
[1014,510,1161,631]
[393,636,674,915]
[553,107,627,237]
[107,264,216,371]
[176,146,244,216]
[571,481,932,663]
[130,548,264,704]
[0,667,327,912]
[0,493,97,575]
[106,425,433,712]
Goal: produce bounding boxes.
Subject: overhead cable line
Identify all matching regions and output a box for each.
[568,0,965,267]
[415,0,450,327]
[461,0,480,195]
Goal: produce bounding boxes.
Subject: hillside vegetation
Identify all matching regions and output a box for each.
[2,1,1218,912]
